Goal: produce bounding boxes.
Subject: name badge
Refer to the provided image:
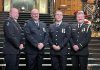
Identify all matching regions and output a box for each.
[72,29,76,30]
[82,28,85,32]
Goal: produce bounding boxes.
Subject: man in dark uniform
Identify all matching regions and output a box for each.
[49,10,71,70]
[3,8,24,70]
[70,11,91,70]
[24,9,48,70]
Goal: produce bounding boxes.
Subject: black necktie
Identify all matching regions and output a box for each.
[56,24,59,27]
[35,22,40,30]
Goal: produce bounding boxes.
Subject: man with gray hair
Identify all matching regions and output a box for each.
[70,11,91,70]
[24,9,48,70]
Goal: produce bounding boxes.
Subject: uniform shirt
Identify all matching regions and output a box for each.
[3,17,24,54]
[24,18,48,53]
[70,23,91,55]
[49,22,71,53]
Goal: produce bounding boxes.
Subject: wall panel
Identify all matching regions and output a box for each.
[54,0,82,15]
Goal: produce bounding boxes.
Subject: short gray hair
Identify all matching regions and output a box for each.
[76,11,84,16]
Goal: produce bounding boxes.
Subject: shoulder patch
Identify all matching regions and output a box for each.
[6,22,10,26]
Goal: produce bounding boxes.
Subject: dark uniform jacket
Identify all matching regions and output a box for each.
[49,22,71,55]
[70,23,91,56]
[24,18,48,54]
[3,17,23,54]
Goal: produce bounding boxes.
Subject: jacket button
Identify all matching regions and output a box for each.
[68,53,70,54]
[78,32,79,33]
[56,31,58,32]
[68,48,70,49]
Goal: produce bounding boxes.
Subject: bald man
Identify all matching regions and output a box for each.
[3,8,24,70]
[24,9,48,70]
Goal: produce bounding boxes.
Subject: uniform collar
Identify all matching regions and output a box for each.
[9,17,18,23]
[78,23,83,27]
[55,21,62,26]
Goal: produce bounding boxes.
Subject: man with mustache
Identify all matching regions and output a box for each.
[70,11,91,70]
[24,9,48,70]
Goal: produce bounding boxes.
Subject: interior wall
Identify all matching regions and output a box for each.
[0,0,3,12]
[54,0,82,15]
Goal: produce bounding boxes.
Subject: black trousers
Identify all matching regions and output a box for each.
[72,55,88,70]
[26,53,43,70]
[4,54,20,70]
[51,54,67,70]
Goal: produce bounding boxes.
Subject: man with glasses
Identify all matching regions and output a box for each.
[24,9,48,70]
[49,10,71,70]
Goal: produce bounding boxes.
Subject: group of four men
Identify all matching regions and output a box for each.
[3,8,91,70]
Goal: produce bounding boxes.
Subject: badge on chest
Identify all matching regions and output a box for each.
[61,28,65,33]
[43,27,46,32]
[81,28,86,32]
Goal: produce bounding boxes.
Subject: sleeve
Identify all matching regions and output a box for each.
[43,25,49,46]
[3,21,20,49]
[78,25,91,50]
[70,38,75,47]
[59,25,71,48]
[48,25,54,46]
[69,24,77,47]
[24,22,38,47]
[20,30,25,44]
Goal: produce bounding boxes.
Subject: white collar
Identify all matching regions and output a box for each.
[34,21,39,23]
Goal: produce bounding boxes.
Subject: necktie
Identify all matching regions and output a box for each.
[36,23,39,27]
[56,24,59,27]
[35,22,40,30]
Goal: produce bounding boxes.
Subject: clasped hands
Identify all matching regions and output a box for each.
[73,45,79,51]
[52,45,61,51]
[37,43,44,50]
[19,44,24,50]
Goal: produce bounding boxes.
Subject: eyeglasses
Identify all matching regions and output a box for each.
[55,14,63,16]
[32,13,39,15]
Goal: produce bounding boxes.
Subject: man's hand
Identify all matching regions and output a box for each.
[52,45,61,51]
[19,44,24,50]
[73,45,79,51]
[37,43,44,50]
